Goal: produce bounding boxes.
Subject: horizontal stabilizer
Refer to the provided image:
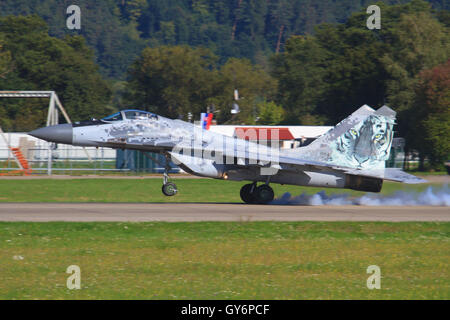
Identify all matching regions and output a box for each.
[383,168,427,184]
[341,168,427,184]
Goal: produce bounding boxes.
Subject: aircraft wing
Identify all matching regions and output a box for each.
[228,152,426,184]
[168,137,426,184]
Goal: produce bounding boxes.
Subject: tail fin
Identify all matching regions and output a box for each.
[299,105,396,170]
[307,104,376,148]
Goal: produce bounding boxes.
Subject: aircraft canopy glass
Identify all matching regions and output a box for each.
[102,112,122,121]
[123,110,157,120]
[101,110,157,122]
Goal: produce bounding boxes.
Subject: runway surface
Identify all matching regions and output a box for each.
[0,203,448,222]
[1,174,447,183]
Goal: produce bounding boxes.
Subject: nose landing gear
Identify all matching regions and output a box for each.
[240,182,274,204]
[161,153,177,197]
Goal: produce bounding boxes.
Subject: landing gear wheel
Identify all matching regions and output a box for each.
[255,185,274,204]
[240,183,257,204]
[162,182,178,196]
[161,153,177,196]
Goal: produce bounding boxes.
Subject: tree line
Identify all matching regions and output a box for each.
[0,0,446,79]
[0,0,448,169]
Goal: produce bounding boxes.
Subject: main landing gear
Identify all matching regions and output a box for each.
[240,182,274,204]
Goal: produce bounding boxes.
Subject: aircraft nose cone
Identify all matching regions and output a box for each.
[29,123,73,144]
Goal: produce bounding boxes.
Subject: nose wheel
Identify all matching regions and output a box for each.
[240,183,274,204]
[162,181,178,196]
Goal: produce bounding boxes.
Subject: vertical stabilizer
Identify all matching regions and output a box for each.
[307,104,375,148]
[295,105,396,170]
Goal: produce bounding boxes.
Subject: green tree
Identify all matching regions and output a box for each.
[126,47,277,124]
[212,57,277,124]
[257,100,285,125]
[270,0,449,134]
[0,33,11,78]
[267,0,293,53]
[380,8,450,157]
[410,60,450,169]
[271,35,330,125]
[381,8,450,105]
[0,15,112,131]
[120,0,149,22]
[0,1,146,79]
[126,45,218,119]
[0,0,445,79]
[159,21,176,45]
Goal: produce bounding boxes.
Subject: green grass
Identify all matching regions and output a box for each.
[0,221,448,299]
[0,178,444,203]
[1,178,447,299]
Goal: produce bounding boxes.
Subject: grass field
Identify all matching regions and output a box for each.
[0,178,445,203]
[0,221,448,299]
[0,178,448,300]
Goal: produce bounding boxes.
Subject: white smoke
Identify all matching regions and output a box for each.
[271,185,450,206]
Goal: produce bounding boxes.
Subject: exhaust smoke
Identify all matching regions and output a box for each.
[270,185,450,206]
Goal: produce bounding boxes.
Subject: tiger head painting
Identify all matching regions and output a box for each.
[331,115,394,169]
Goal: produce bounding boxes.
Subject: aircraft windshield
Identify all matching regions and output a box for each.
[123,110,157,120]
[102,112,123,121]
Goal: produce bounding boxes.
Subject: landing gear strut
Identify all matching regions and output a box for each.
[240,182,274,204]
[162,154,177,196]
[142,151,178,196]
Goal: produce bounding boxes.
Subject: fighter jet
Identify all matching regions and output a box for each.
[29,106,425,204]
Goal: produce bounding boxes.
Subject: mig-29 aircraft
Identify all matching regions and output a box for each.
[29,105,425,204]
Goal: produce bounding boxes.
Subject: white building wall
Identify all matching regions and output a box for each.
[209,125,332,139]
[208,125,333,149]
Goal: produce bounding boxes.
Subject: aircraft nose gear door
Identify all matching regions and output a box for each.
[162,154,178,196]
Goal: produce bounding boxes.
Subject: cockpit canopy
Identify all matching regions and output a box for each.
[102,112,123,121]
[101,109,158,122]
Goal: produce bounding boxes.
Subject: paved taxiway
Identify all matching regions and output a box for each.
[0,203,448,222]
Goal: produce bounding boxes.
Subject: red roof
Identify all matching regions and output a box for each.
[234,128,294,141]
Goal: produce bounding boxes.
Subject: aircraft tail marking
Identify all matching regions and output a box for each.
[297,105,396,170]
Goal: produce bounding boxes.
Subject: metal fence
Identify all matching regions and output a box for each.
[0,146,130,175]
